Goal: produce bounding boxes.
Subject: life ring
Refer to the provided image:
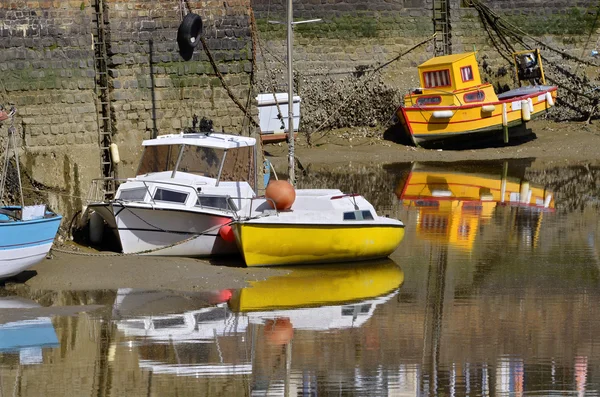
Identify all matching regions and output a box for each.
[177,13,203,49]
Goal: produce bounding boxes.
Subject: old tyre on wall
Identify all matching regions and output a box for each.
[177,13,203,49]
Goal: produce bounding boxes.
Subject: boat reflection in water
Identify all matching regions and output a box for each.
[114,260,403,392]
[0,297,59,372]
[395,160,555,251]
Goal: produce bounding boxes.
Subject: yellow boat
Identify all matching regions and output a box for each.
[396,162,554,251]
[395,50,558,147]
[232,189,405,267]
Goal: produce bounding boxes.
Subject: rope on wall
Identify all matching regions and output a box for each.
[200,36,260,129]
[309,34,437,143]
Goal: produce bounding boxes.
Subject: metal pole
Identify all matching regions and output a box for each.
[286,0,295,185]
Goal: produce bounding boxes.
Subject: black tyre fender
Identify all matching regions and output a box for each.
[177,13,203,49]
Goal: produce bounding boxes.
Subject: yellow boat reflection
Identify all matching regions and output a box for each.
[396,161,554,251]
[228,259,404,313]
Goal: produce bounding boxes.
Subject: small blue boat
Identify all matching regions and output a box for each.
[0,206,62,278]
[0,106,62,279]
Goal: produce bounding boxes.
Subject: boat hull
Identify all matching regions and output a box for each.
[0,215,62,278]
[232,221,405,267]
[110,204,238,256]
[398,87,557,146]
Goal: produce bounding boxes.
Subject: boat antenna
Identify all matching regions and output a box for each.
[270,6,320,185]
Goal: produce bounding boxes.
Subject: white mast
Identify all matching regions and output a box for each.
[286,0,295,185]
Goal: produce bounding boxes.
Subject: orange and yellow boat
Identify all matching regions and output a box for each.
[395,50,558,147]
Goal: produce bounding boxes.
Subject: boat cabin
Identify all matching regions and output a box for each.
[404,52,499,108]
[135,133,257,190]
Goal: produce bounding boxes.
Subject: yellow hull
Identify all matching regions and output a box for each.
[232,223,405,267]
[398,89,557,145]
[228,259,404,312]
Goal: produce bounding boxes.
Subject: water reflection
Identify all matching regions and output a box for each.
[0,297,58,362]
[113,260,403,394]
[395,160,555,251]
[5,160,600,396]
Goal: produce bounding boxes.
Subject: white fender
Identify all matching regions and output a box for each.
[110,143,120,165]
[521,100,531,121]
[432,110,454,119]
[545,91,554,107]
[502,103,508,126]
[481,104,496,113]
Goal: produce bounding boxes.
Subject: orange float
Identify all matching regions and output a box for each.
[265,180,296,210]
[218,224,235,242]
[263,318,294,345]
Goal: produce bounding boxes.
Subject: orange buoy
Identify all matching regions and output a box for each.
[263,318,294,345]
[265,180,296,210]
[219,224,235,242]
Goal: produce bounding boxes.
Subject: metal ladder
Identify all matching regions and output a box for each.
[91,0,116,200]
[433,0,452,56]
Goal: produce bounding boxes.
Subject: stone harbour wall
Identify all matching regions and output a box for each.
[0,0,255,220]
[0,0,599,221]
[252,0,600,130]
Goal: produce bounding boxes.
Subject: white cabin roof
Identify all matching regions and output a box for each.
[142,132,256,149]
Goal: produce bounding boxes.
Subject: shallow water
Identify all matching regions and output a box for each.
[2,159,600,396]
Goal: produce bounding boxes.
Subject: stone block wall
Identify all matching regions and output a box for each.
[0,0,255,220]
[252,0,599,128]
[1,0,599,220]
[106,0,255,177]
[0,1,98,217]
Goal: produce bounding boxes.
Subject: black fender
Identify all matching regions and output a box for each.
[177,13,203,49]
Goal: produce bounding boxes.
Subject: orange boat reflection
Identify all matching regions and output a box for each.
[395,161,555,251]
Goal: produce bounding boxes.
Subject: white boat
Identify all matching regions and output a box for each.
[85,132,258,256]
[0,107,62,279]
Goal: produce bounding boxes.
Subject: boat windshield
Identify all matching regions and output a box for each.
[136,144,256,189]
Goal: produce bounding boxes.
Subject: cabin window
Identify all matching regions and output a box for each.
[343,210,374,221]
[463,91,485,103]
[423,69,451,88]
[416,96,442,106]
[196,195,237,211]
[460,66,474,82]
[118,187,147,201]
[153,188,189,204]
